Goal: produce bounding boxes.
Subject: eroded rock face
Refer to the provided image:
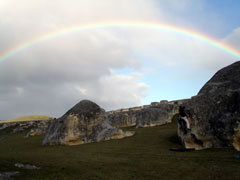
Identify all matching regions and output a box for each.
[107,102,183,128]
[136,104,177,128]
[233,124,240,151]
[43,100,134,145]
[178,62,240,150]
[107,111,137,128]
[0,120,50,138]
[25,124,48,138]
[15,163,40,170]
[0,123,17,131]
[0,171,19,180]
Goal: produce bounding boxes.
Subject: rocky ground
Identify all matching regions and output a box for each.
[0,120,51,138]
[0,171,19,180]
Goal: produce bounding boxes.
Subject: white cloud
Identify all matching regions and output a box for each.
[78,72,149,110]
[223,27,240,50]
[0,29,150,119]
[0,0,158,119]
[0,0,239,119]
[125,28,238,70]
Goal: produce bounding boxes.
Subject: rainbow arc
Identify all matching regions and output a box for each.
[0,21,240,63]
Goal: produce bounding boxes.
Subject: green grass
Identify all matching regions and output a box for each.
[0,115,53,124]
[0,115,239,180]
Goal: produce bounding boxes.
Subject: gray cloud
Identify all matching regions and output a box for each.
[0,0,239,120]
[0,0,159,119]
[0,29,148,119]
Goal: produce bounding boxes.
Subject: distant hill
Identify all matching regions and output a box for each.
[0,115,53,124]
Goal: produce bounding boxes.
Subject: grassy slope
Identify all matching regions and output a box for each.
[0,115,53,124]
[0,115,239,180]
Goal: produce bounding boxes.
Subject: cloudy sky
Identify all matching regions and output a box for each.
[0,0,240,119]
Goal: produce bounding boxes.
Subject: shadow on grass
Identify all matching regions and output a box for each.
[167,133,182,145]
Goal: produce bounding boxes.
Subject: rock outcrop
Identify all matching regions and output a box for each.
[107,111,137,128]
[136,104,178,128]
[178,62,240,150]
[107,100,188,128]
[0,123,17,130]
[0,171,19,180]
[14,163,40,170]
[25,121,49,138]
[0,120,51,137]
[107,108,141,128]
[43,100,134,145]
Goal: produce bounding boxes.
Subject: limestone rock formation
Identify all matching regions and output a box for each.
[0,120,50,138]
[43,100,134,145]
[15,163,40,170]
[0,123,17,131]
[107,100,188,128]
[0,171,19,180]
[178,62,240,150]
[25,123,49,138]
[233,124,240,151]
[107,110,138,128]
[136,104,178,128]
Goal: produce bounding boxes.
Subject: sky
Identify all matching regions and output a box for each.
[0,0,240,120]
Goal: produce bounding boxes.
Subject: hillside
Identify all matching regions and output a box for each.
[0,115,239,180]
[0,115,53,124]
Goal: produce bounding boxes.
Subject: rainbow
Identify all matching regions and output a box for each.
[0,21,240,63]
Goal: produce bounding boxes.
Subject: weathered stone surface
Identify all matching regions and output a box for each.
[136,104,177,128]
[25,120,50,137]
[233,123,240,151]
[178,62,240,150]
[14,163,40,170]
[0,123,17,131]
[0,120,50,138]
[107,111,137,128]
[107,101,186,128]
[25,128,45,138]
[0,172,19,180]
[43,100,134,145]
[107,105,149,128]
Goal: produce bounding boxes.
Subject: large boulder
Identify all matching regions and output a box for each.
[107,101,188,128]
[178,62,240,150]
[107,106,150,128]
[107,110,137,128]
[43,100,134,145]
[136,104,177,128]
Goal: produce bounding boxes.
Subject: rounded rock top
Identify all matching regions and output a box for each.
[65,100,103,115]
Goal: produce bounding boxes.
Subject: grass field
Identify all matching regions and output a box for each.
[0,115,239,180]
[0,115,53,124]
